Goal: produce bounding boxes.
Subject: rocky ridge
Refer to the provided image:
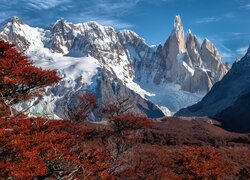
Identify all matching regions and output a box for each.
[0,16,228,119]
[176,46,250,133]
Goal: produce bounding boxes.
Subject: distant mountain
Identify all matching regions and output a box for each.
[176,46,250,133]
[0,16,228,119]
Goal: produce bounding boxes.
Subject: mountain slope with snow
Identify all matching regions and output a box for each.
[0,16,229,119]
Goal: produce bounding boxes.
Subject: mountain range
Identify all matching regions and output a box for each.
[0,15,229,120]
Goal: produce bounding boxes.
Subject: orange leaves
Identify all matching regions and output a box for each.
[110,113,153,135]
[2,76,14,83]
[81,146,112,178]
[0,118,80,178]
[0,116,249,179]
[175,146,231,179]
[0,40,60,116]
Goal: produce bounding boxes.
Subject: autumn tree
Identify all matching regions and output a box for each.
[115,146,180,179]
[0,40,60,117]
[175,146,231,179]
[65,92,97,122]
[99,96,133,119]
[110,113,153,136]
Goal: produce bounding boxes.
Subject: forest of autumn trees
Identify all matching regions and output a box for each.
[0,40,249,179]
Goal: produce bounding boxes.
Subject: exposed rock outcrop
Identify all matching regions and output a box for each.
[176,46,250,133]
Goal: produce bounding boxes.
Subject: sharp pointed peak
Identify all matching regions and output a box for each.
[171,15,184,35]
[3,16,23,25]
[54,18,68,25]
[203,38,212,44]
[86,21,102,26]
[174,15,182,29]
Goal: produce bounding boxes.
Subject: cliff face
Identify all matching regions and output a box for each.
[176,46,250,133]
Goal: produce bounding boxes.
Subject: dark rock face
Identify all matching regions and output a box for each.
[54,69,164,120]
[176,46,250,133]
[215,91,250,133]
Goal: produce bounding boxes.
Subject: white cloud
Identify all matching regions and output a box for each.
[220,52,234,59]
[223,13,236,18]
[241,3,250,9]
[94,19,133,29]
[69,13,133,29]
[24,0,70,10]
[194,17,220,24]
[236,46,249,56]
[87,0,140,16]
[69,0,140,29]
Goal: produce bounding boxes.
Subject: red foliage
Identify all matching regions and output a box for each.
[67,92,97,122]
[110,113,153,135]
[0,117,115,179]
[0,40,60,116]
[175,146,231,179]
[0,116,249,179]
[80,146,113,179]
[116,145,180,179]
[0,118,79,178]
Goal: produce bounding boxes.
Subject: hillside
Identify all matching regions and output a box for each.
[1,116,249,179]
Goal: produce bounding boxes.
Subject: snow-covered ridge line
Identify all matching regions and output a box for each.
[0,15,229,119]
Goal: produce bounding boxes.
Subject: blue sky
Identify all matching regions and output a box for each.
[0,0,250,62]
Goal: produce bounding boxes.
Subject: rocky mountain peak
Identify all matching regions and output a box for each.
[186,29,202,67]
[9,16,23,25]
[118,29,146,46]
[174,15,183,32]
[201,38,221,62]
[187,28,192,35]
[53,18,68,28]
[0,16,33,51]
[0,16,23,31]
[202,38,211,46]
[168,15,186,54]
[200,38,227,83]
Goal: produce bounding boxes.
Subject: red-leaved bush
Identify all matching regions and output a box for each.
[0,40,60,117]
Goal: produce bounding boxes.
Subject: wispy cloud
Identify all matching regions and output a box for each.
[236,46,249,56]
[223,32,243,36]
[241,3,250,10]
[23,0,70,10]
[223,13,236,18]
[95,0,139,14]
[220,52,234,59]
[0,0,140,29]
[210,39,238,62]
[68,0,140,29]
[73,13,134,29]
[194,17,220,24]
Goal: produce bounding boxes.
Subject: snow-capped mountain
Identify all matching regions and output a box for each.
[0,16,228,119]
[176,46,250,133]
